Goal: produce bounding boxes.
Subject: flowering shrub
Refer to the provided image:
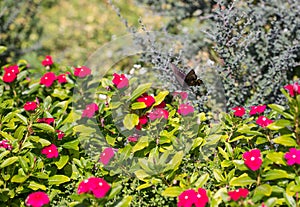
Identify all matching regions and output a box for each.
[0,53,300,207]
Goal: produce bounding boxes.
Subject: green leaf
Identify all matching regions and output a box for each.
[0,131,15,142]
[0,151,10,161]
[229,173,256,186]
[130,83,152,101]
[48,175,70,185]
[28,181,47,191]
[195,173,209,188]
[252,184,272,202]
[263,169,295,181]
[283,191,296,207]
[115,196,132,207]
[62,140,79,150]
[218,147,229,160]
[11,175,28,183]
[123,114,139,130]
[73,125,96,135]
[267,120,292,130]
[32,123,55,133]
[153,91,169,106]
[15,126,27,141]
[273,135,297,147]
[266,152,286,165]
[161,187,182,197]
[55,155,69,169]
[165,151,183,172]
[52,88,70,100]
[136,183,152,190]
[18,156,28,173]
[131,102,147,110]
[108,182,123,200]
[213,169,225,182]
[0,46,7,54]
[132,136,149,153]
[0,156,18,168]
[268,104,285,113]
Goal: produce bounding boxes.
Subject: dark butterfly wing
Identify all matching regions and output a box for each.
[170,63,203,87]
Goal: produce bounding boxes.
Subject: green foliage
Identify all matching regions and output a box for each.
[0,0,44,64]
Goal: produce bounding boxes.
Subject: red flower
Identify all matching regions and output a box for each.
[148,108,169,121]
[284,148,300,166]
[4,65,19,75]
[40,72,56,87]
[232,106,245,117]
[249,105,266,115]
[56,130,65,140]
[228,188,249,201]
[24,102,37,111]
[82,103,99,118]
[57,73,67,84]
[0,140,12,150]
[194,188,209,207]
[74,66,91,78]
[177,188,208,207]
[3,71,17,83]
[178,189,197,207]
[173,91,188,100]
[135,115,148,130]
[41,144,59,158]
[25,191,50,207]
[256,116,273,127]
[99,147,115,165]
[37,118,55,125]
[178,104,194,116]
[137,94,155,107]
[112,73,129,89]
[42,55,53,66]
[243,149,262,171]
[284,83,300,97]
[77,177,110,198]
[155,101,166,108]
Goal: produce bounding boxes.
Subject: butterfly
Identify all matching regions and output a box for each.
[170,63,203,88]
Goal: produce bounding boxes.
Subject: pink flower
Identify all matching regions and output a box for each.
[243,149,262,171]
[41,144,58,158]
[77,177,110,198]
[135,115,148,130]
[128,135,139,142]
[178,189,197,207]
[4,65,19,75]
[99,147,115,165]
[42,55,53,66]
[0,140,12,150]
[112,73,129,89]
[249,105,266,115]
[24,102,37,111]
[82,103,99,118]
[177,188,208,207]
[56,130,65,140]
[178,104,194,116]
[194,188,209,207]
[256,116,273,127]
[148,108,169,121]
[2,71,17,83]
[173,91,188,100]
[228,188,249,201]
[232,106,245,117]
[284,148,300,166]
[74,66,91,78]
[25,191,50,207]
[284,83,300,97]
[137,94,155,107]
[40,72,56,87]
[57,73,67,84]
[37,118,55,125]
